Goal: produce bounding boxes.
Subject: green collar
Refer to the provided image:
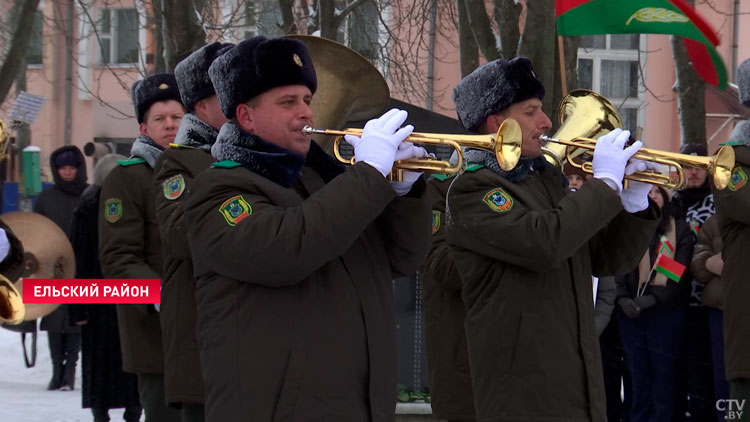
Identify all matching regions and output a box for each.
[719,141,742,146]
[117,157,146,167]
[464,163,485,172]
[211,160,242,169]
[431,173,456,181]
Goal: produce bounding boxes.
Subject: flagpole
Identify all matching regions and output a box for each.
[557,35,568,96]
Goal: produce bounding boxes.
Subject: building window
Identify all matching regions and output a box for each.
[98,8,139,65]
[27,11,44,65]
[577,34,645,135]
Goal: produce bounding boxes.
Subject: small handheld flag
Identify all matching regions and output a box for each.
[653,253,686,282]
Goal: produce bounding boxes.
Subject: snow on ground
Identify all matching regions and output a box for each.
[0,325,130,421]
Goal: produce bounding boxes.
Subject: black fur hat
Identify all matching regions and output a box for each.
[208,36,317,119]
[679,143,708,156]
[738,58,750,108]
[175,42,234,112]
[131,73,182,123]
[453,57,545,133]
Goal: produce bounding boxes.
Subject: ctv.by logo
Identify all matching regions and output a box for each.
[717,399,746,420]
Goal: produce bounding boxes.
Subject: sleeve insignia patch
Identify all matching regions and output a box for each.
[162,174,186,200]
[728,167,747,192]
[483,188,514,213]
[219,195,252,226]
[431,210,441,235]
[104,198,123,223]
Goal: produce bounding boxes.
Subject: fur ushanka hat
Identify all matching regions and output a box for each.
[208,36,317,119]
[452,56,545,133]
[131,73,182,123]
[175,42,235,112]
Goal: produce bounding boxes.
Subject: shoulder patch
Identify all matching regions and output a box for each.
[117,157,146,167]
[162,174,186,200]
[464,163,485,172]
[431,210,441,234]
[212,160,242,169]
[483,188,514,213]
[728,167,748,192]
[219,195,252,226]
[104,198,123,223]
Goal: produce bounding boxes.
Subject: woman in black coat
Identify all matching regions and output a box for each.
[68,154,142,422]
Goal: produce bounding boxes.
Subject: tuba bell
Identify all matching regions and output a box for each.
[0,212,77,322]
[284,35,391,153]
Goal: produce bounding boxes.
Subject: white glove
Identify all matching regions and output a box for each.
[344,108,414,177]
[592,129,642,193]
[620,159,658,213]
[391,142,428,196]
[0,228,9,263]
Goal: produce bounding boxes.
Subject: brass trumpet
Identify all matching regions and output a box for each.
[301,119,523,180]
[539,134,735,190]
[537,89,735,190]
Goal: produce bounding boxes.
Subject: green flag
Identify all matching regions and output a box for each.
[556,0,727,89]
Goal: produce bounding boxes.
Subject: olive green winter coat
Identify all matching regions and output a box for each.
[153,146,213,405]
[421,174,476,421]
[184,159,431,422]
[714,145,750,381]
[446,162,659,422]
[99,159,164,374]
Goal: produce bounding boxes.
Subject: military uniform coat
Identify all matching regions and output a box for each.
[421,175,476,421]
[99,157,164,374]
[153,143,213,405]
[714,145,750,381]
[446,160,659,422]
[184,143,431,422]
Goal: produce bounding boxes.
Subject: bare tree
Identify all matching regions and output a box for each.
[0,0,43,106]
[670,0,706,149]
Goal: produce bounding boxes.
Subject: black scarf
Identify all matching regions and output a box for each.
[211,122,344,187]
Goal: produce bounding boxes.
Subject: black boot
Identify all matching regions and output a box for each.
[92,407,110,422]
[124,405,142,422]
[59,360,76,390]
[47,362,63,390]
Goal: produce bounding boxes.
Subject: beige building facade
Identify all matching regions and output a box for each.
[1,0,750,181]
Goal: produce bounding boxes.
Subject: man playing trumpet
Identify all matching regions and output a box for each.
[445,57,660,421]
[183,36,431,421]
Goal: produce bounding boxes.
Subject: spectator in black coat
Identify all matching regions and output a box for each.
[34,145,88,391]
[68,154,142,422]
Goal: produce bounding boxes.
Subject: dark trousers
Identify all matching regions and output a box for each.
[709,308,730,421]
[729,379,750,422]
[137,373,180,422]
[673,306,715,421]
[47,331,81,389]
[618,306,686,422]
[600,316,631,422]
[179,403,205,422]
[92,405,142,422]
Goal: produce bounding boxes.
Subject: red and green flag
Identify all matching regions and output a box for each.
[653,253,686,282]
[555,0,727,90]
[689,221,701,237]
[658,236,675,255]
